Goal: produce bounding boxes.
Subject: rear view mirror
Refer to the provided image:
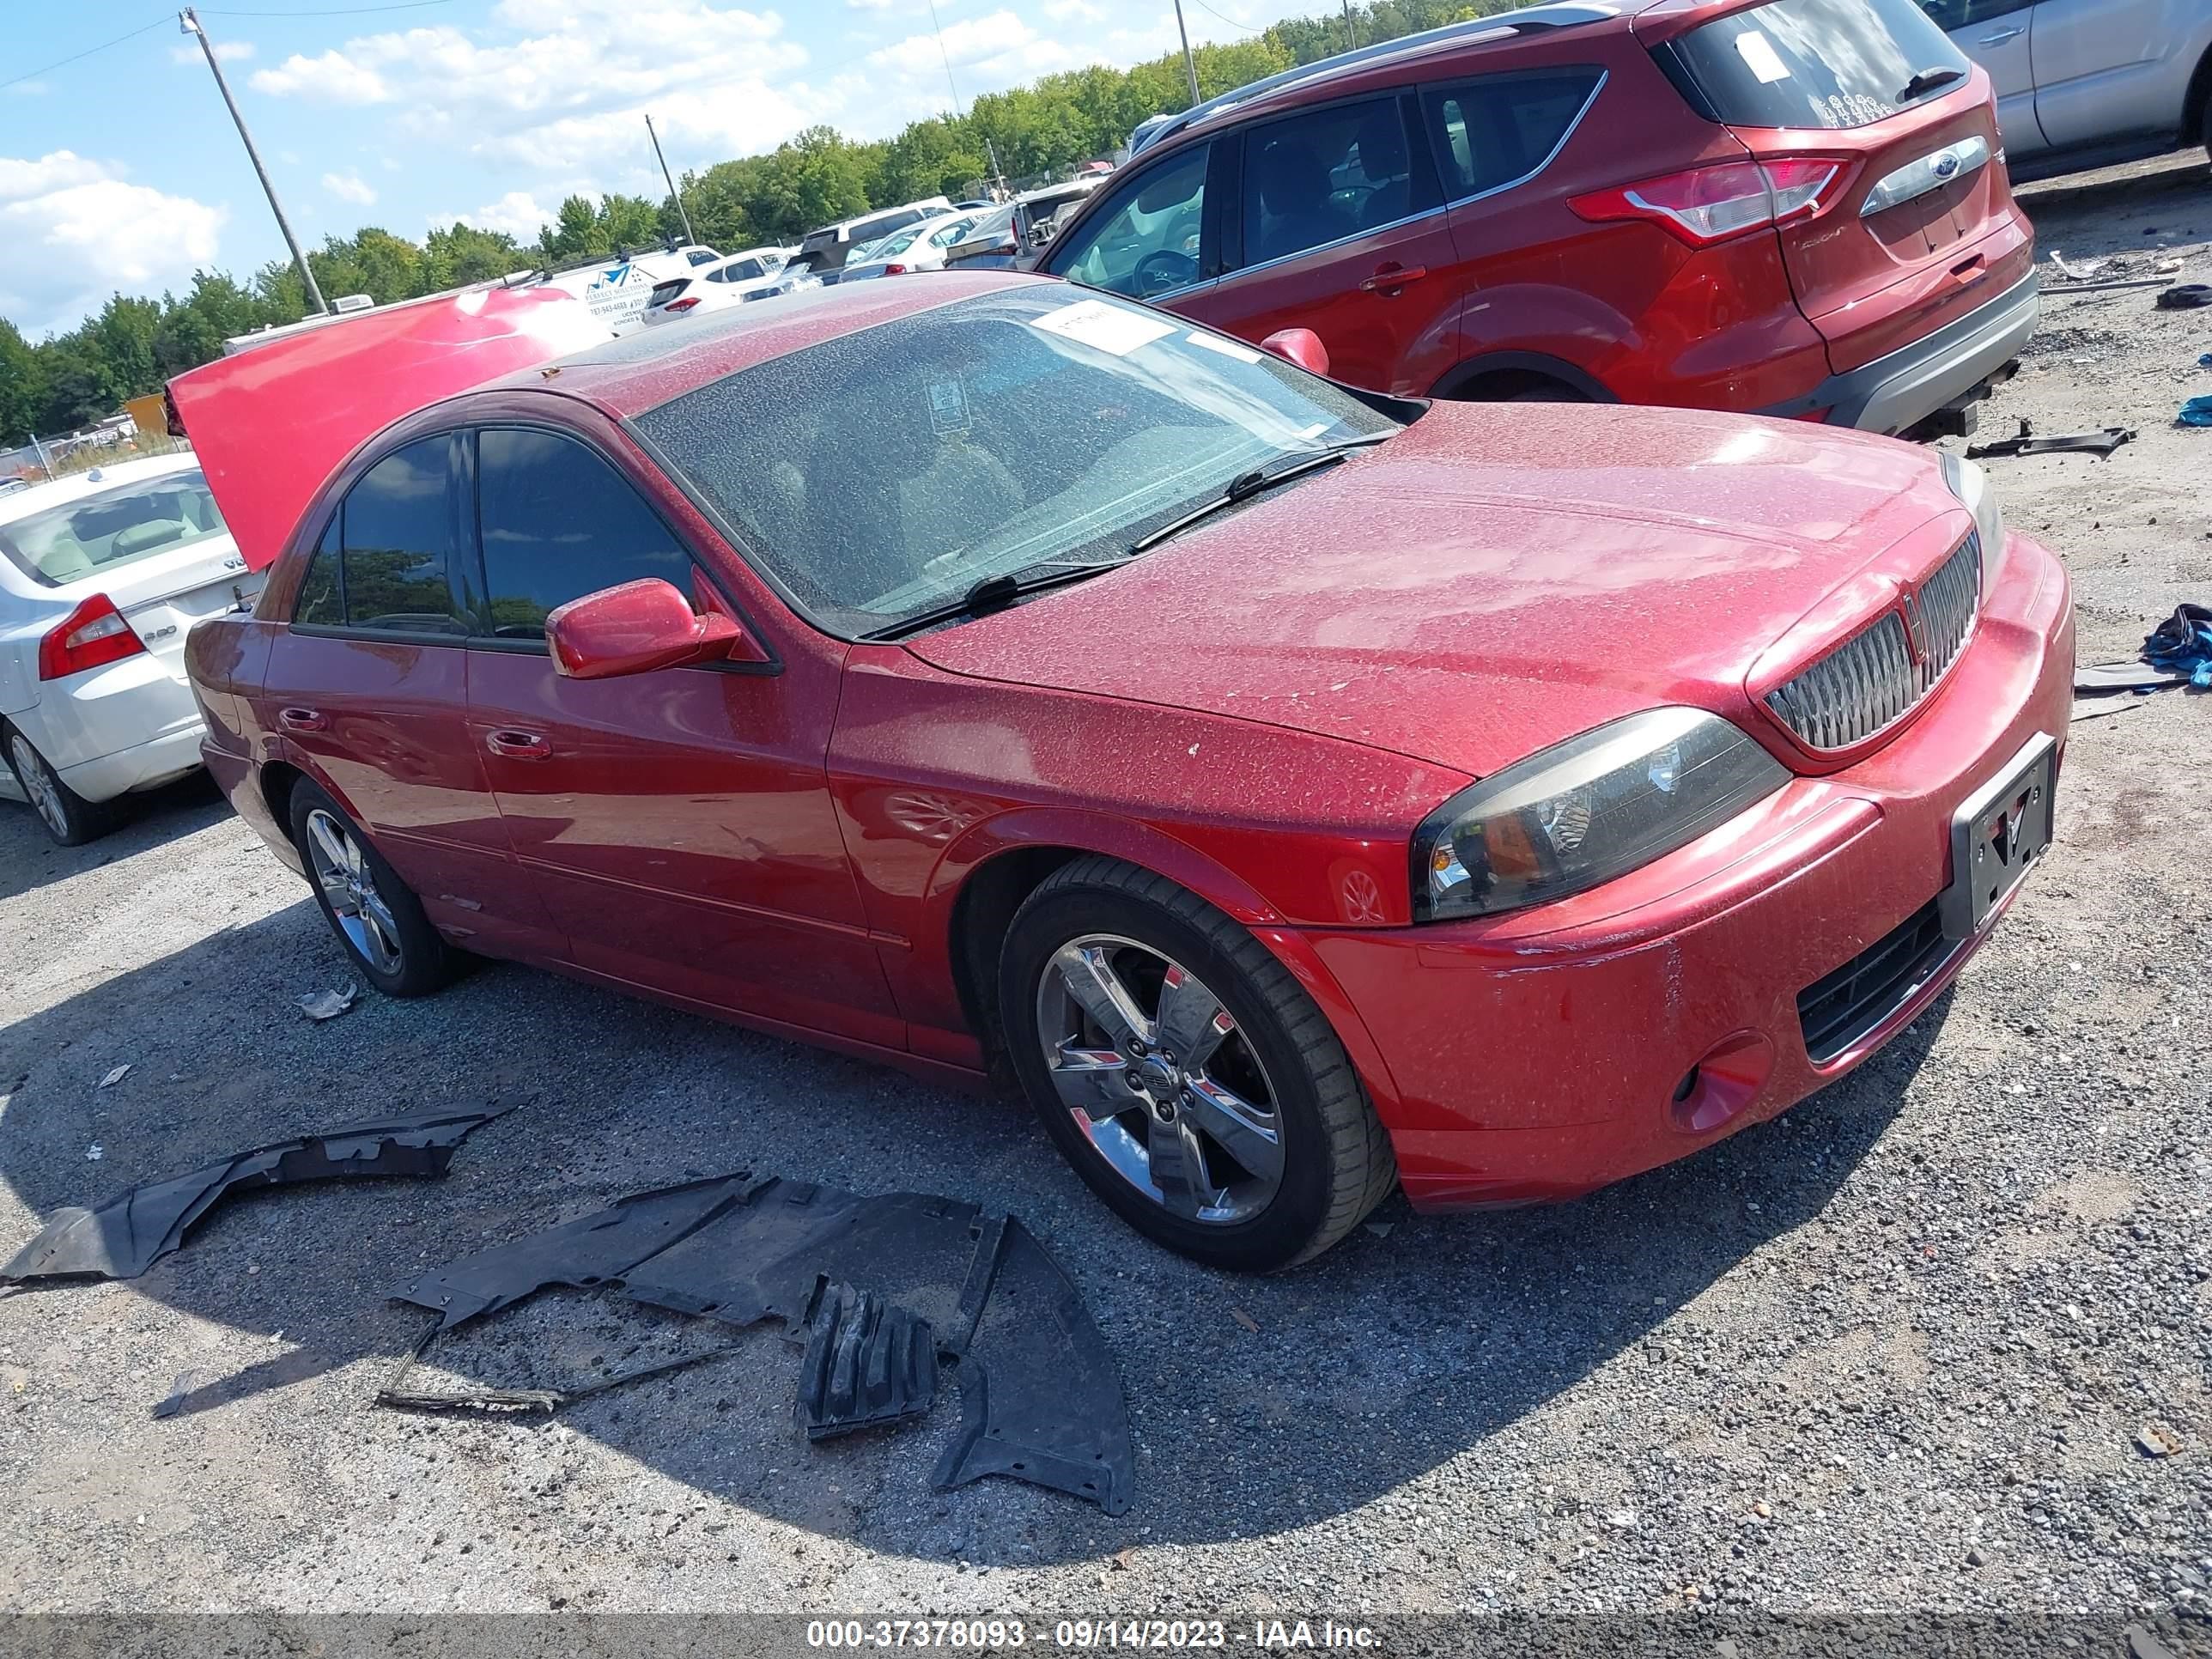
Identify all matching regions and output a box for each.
[1261,328,1330,378]
[546,578,747,680]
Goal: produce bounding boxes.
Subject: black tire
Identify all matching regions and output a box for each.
[288,779,458,997]
[999,856,1395,1272]
[3,724,124,847]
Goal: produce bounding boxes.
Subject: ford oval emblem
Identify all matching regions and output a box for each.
[1934,154,1960,178]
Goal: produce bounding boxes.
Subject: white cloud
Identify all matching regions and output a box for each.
[171,39,255,64]
[868,9,1045,74]
[250,2,816,176]
[5,80,50,97]
[438,191,556,240]
[324,170,378,205]
[250,48,392,104]
[0,152,226,337]
[1042,0,1105,20]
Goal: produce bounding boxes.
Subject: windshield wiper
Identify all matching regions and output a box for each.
[860,562,1124,641]
[1128,435,1389,556]
[1896,65,1964,102]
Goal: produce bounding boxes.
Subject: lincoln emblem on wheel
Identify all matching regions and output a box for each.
[178,274,2072,1268]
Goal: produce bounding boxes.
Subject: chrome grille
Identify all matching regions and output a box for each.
[1765,534,1982,751]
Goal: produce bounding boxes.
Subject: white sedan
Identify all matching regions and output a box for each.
[835,211,988,282]
[0,454,264,843]
[641,246,797,325]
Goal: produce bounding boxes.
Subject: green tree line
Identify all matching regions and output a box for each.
[2,0,1501,449]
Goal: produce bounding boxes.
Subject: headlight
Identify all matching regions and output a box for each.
[1411,708,1790,921]
[1939,451,2005,590]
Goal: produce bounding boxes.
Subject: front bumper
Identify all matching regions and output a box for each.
[1764,271,2040,436]
[1302,532,2075,1211]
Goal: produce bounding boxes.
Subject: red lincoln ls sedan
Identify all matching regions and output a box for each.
[185,272,2072,1270]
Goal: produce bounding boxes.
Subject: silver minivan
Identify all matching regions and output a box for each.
[1930,0,2212,180]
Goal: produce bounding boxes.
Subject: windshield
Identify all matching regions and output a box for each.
[870,228,925,260]
[632,287,1401,637]
[0,467,228,588]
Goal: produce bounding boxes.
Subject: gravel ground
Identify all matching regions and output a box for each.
[2,153,2209,1638]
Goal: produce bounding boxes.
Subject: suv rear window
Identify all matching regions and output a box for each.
[1667,0,1972,131]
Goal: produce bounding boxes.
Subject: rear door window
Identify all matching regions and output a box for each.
[1423,69,1604,198]
[1667,0,1973,130]
[294,514,343,625]
[1240,99,1420,265]
[1048,145,1209,300]
[337,437,466,635]
[474,428,694,639]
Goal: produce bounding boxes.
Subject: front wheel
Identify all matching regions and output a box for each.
[999,857,1395,1271]
[289,781,458,997]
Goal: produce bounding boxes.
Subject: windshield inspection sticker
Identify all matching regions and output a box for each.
[1030,298,1178,357]
[927,377,972,436]
[1184,330,1265,365]
[1734,28,1793,84]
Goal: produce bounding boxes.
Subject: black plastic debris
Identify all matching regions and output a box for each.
[0,1104,512,1285]
[2154,283,2212,311]
[1967,421,2135,459]
[383,1172,1135,1514]
[796,1279,934,1441]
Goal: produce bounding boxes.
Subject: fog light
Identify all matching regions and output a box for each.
[1668,1030,1775,1134]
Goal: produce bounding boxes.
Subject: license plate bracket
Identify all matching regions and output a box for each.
[1939,732,2056,940]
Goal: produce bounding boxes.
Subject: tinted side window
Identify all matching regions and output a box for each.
[1052,145,1208,300]
[1668,0,1972,129]
[1242,99,1415,267]
[342,438,464,634]
[294,513,343,625]
[1425,70,1604,198]
[476,428,692,639]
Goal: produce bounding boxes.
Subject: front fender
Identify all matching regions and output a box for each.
[920,806,1407,1120]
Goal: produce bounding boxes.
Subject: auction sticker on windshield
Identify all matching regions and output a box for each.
[1030,297,1178,356]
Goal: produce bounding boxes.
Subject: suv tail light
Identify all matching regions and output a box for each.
[40,593,145,681]
[883,262,908,276]
[1570,158,1843,247]
[663,295,701,313]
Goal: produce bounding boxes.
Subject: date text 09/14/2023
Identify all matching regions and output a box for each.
[805,1619,1382,1649]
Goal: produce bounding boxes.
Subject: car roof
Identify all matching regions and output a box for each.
[0,453,204,530]
[1130,0,1629,155]
[491,268,1046,417]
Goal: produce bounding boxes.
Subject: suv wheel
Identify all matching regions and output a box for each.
[289,780,458,997]
[999,856,1395,1271]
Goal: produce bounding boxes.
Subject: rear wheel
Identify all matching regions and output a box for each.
[999,857,1395,1271]
[289,781,458,997]
[3,726,123,847]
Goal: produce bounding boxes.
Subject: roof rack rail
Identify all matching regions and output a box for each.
[1129,2,1621,155]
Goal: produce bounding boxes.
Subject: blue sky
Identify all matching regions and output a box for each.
[2,0,1310,339]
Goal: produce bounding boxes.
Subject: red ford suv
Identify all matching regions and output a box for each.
[1037,0,2038,437]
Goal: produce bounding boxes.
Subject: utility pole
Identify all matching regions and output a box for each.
[644,114,696,246]
[1340,0,1359,50]
[179,9,326,315]
[1172,0,1202,105]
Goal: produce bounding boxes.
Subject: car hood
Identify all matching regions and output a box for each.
[903,402,1970,779]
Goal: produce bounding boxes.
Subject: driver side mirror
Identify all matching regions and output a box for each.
[546,578,750,680]
[1260,328,1330,378]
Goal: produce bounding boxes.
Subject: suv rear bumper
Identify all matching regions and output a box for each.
[1765,271,2039,435]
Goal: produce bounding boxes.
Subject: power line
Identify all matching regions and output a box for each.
[198,0,459,15]
[1184,0,1261,35]
[0,15,171,94]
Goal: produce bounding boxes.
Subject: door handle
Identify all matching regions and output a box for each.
[486,729,551,761]
[1976,25,2022,43]
[278,707,326,732]
[1359,263,1428,293]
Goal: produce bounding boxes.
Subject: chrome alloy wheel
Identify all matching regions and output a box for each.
[304,807,404,975]
[10,733,69,839]
[1035,934,1285,1224]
